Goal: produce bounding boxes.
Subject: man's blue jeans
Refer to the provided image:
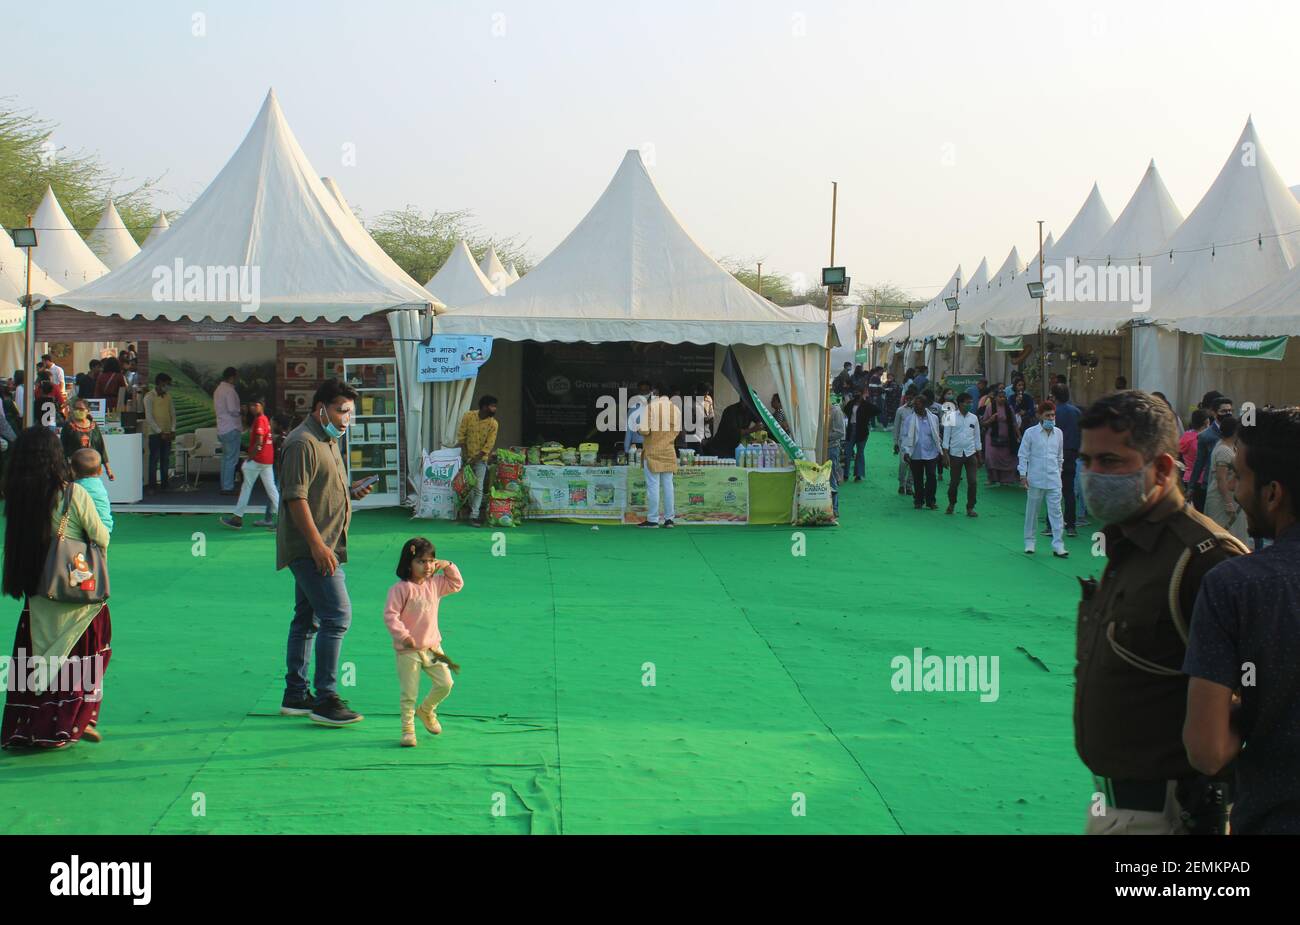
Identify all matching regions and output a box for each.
[286,558,352,702]
[218,428,240,490]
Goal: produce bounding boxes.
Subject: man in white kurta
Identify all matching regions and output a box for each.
[1018,402,1067,557]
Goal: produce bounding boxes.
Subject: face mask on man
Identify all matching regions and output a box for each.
[318,406,347,439]
[71,409,89,423]
[1041,419,1055,431]
[1081,465,1154,525]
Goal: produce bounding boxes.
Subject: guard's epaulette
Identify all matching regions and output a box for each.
[1164,505,1250,645]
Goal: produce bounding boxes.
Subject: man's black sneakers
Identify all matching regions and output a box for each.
[280,691,315,716]
[310,695,365,726]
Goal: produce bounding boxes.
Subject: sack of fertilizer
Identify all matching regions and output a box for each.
[414,448,462,519]
[793,460,836,526]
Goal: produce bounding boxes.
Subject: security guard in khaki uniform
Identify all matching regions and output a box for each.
[1074,391,1247,834]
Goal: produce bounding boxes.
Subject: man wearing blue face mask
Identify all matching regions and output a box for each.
[1074,390,1246,835]
[1018,400,1066,557]
[275,378,376,727]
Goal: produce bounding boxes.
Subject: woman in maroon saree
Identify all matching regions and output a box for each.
[2,428,112,749]
[981,391,1021,486]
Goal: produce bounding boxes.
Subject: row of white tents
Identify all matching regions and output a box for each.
[881,117,1300,412]
[16,89,837,494]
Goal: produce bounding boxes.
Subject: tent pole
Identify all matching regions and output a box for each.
[820,181,838,464]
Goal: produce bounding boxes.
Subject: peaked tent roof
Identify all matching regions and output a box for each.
[1038,162,1183,333]
[892,264,962,341]
[2,221,66,306]
[30,186,109,289]
[1054,118,1300,334]
[979,182,1117,336]
[425,239,498,307]
[320,177,360,227]
[957,234,1056,336]
[55,90,436,322]
[1046,183,1114,261]
[912,260,989,340]
[506,261,520,282]
[477,244,512,291]
[1088,161,1183,261]
[143,213,170,247]
[86,199,141,270]
[436,150,829,346]
[1291,184,1300,203]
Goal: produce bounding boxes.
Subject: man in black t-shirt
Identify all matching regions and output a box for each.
[1183,407,1300,834]
[75,360,102,402]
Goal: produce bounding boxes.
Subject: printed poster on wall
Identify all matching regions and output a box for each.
[525,465,626,519]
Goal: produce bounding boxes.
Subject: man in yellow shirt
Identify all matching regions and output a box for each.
[143,373,177,492]
[637,385,682,528]
[456,395,499,526]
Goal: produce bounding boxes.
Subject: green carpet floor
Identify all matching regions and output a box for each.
[0,436,1096,834]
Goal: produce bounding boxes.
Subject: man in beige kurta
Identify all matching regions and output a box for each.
[638,389,682,528]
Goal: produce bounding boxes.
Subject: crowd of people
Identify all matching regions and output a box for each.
[843,367,1300,834]
[2,346,1298,834]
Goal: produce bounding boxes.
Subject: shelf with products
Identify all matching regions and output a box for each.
[343,356,401,506]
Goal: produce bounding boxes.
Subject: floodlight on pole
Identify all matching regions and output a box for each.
[1026,281,1045,299]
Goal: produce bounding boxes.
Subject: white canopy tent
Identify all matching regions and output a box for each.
[425,239,498,307]
[30,186,110,290]
[85,199,141,270]
[142,213,170,247]
[425,149,833,456]
[1,222,66,374]
[320,176,360,228]
[1059,120,1300,410]
[477,243,512,292]
[983,183,1114,338]
[506,261,521,282]
[53,90,435,323]
[887,263,961,347]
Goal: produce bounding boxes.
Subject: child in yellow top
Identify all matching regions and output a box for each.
[382,538,464,747]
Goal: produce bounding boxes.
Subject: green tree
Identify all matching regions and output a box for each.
[0,99,166,240]
[854,282,921,322]
[366,205,531,285]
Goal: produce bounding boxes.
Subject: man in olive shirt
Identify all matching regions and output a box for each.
[276,379,374,726]
[1074,391,1245,834]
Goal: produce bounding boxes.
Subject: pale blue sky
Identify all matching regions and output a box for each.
[13,0,1300,298]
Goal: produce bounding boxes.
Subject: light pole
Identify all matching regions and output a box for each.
[10,219,38,424]
[1037,220,1045,389]
[944,295,960,375]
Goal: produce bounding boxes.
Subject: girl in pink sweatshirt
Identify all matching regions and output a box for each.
[383,537,464,747]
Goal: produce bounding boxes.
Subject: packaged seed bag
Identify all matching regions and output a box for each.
[452,462,477,505]
[488,487,518,527]
[793,460,836,526]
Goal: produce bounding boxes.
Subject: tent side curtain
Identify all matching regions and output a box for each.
[1175,332,1300,415]
[763,343,825,460]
